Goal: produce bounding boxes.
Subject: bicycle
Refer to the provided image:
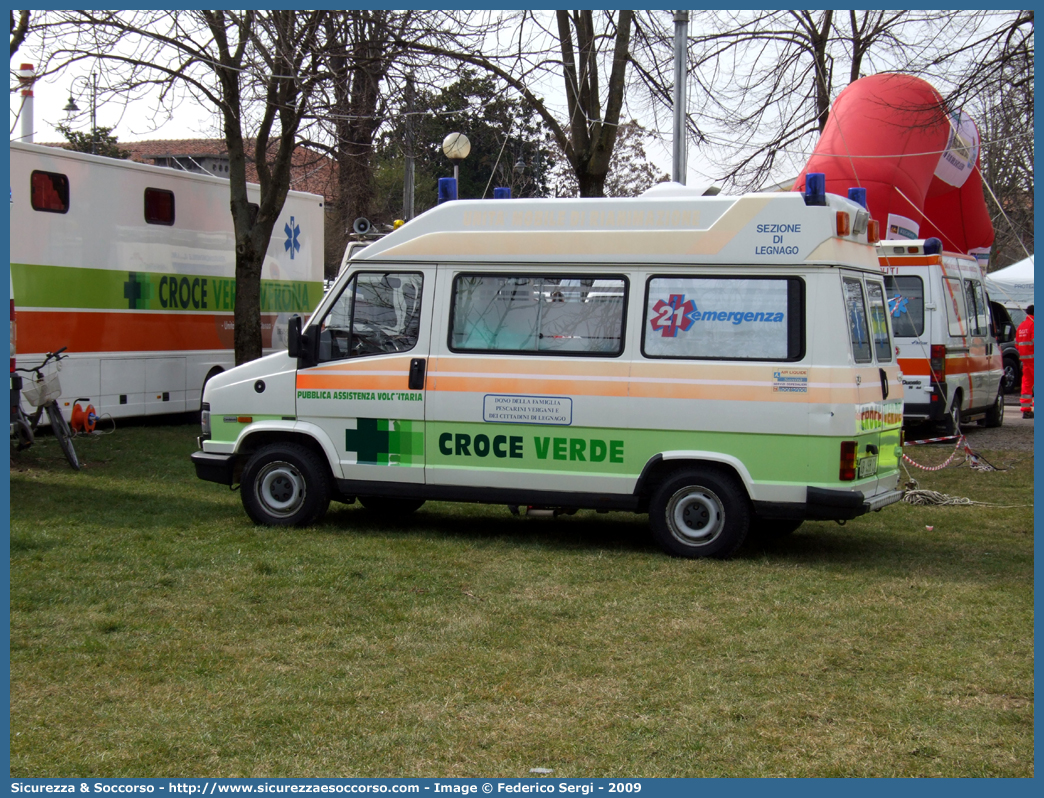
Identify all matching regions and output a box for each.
[13,347,81,470]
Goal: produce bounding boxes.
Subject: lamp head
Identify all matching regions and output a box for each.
[442,132,471,161]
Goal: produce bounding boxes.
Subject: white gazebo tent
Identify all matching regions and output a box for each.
[985,255,1034,309]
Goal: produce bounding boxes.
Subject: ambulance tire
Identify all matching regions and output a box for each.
[242,443,331,527]
[649,468,750,559]
[1002,355,1020,395]
[943,393,962,436]
[982,386,1005,428]
[358,496,426,515]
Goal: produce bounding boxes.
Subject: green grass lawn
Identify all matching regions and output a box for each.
[9,420,1034,777]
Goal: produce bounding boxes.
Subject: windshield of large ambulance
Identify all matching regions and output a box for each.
[884,275,925,337]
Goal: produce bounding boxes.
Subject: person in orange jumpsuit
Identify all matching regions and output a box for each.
[1015,304,1034,418]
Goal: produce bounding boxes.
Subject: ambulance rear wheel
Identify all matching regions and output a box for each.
[982,386,1005,428]
[649,468,749,559]
[242,443,330,526]
[1002,355,1020,395]
[943,392,962,436]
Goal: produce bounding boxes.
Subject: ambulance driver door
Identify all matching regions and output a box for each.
[297,268,433,485]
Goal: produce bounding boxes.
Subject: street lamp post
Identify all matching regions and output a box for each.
[442,132,471,185]
[62,73,98,155]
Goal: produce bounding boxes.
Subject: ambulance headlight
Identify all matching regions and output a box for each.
[201,402,211,436]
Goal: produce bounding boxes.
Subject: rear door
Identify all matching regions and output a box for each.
[842,273,902,494]
[884,268,932,414]
[296,267,433,485]
[963,276,1003,407]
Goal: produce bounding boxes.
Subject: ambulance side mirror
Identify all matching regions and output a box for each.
[287,315,303,357]
[288,315,318,367]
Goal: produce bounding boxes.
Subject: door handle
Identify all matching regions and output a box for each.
[879,368,889,400]
[408,358,426,391]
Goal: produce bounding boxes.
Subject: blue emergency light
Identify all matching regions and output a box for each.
[437,177,458,204]
[804,173,827,206]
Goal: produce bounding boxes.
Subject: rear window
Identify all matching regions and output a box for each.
[865,280,893,362]
[30,170,69,213]
[842,276,872,363]
[884,275,924,337]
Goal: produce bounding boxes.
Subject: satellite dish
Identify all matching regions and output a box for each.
[352,217,372,235]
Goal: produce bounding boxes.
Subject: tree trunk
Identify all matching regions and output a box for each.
[329,12,395,261]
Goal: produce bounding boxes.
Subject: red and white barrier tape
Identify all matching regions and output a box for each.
[905,433,961,446]
[902,435,966,471]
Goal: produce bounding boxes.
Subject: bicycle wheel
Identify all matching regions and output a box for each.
[45,402,81,470]
[12,408,34,450]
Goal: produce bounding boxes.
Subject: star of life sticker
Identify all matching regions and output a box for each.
[650,293,698,337]
[284,216,301,260]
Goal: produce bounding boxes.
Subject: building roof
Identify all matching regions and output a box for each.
[122,139,338,203]
[42,137,338,203]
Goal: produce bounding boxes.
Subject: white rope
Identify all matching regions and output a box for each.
[902,489,984,506]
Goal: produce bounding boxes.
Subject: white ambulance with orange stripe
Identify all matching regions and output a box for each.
[192,177,905,558]
[878,238,1005,431]
[10,141,324,422]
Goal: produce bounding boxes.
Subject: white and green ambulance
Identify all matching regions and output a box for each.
[192,178,905,558]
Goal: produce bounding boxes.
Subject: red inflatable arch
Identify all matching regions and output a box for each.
[793,73,994,265]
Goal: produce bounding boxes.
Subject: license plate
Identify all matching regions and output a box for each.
[858,455,879,478]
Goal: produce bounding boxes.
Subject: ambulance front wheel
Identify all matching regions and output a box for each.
[649,468,750,559]
[241,443,331,526]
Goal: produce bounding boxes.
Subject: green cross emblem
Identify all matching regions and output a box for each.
[345,418,389,465]
[123,272,151,309]
[345,418,422,466]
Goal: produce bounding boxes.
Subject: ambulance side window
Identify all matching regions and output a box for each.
[964,279,989,336]
[144,188,175,225]
[30,170,69,213]
[865,280,892,362]
[642,276,803,361]
[842,277,872,363]
[942,277,968,337]
[450,274,626,355]
[317,272,423,362]
[884,275,924,337]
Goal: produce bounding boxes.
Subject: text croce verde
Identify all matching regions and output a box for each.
[440,431,624,462]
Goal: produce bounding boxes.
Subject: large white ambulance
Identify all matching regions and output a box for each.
[878,238,1005,430]
[10,141,325,421]
[192,179,905,558]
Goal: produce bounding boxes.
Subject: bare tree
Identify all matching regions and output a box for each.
[396,10,640,197]
[958,13,1035,269]
[686,10,1033,261]
[24,11,333,364]
[10,10,29,57]
[686,10,980,190]
[549,120,668,198]
[306,11,414,265]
